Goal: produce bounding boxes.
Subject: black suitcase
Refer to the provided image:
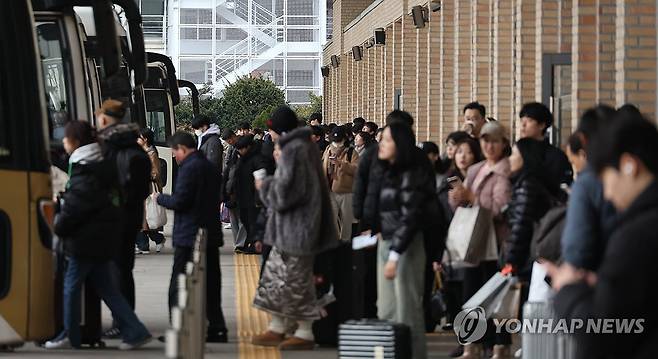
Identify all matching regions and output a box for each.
[338,319,411,359]
[313,241,354,346]
[53,252,105,348]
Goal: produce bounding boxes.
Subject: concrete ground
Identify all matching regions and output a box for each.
[12,229,462,358]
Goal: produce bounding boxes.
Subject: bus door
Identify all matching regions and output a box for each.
[0,0,55,345]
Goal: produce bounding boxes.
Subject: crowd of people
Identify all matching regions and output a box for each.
[44,96,658,359]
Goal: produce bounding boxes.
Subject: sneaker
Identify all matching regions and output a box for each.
[278,336,315,351]
[103,327,121,339]
[223,223,232,230]
[134,246,141,255]
[118,335,152,350]
[155,243,164,253]
[141,249,150,255]
[44,337,72,350]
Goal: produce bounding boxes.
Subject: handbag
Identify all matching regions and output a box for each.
[445,206,494,265]
[491,279,521,319]
[430,272,448,322]
[220,202,231,223]
[462,272,509,315]
[145,182,167,229]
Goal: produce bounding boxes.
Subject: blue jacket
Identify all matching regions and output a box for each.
[561,166,617,270]
[157,151,222,248]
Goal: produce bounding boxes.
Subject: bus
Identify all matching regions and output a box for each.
[1,0,147,347]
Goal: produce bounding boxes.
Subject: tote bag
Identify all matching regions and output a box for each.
[145,183,167,229]
[445,206,495,265]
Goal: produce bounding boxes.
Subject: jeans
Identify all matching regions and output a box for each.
[63,257,150,347]
[169,246,227,335]
[377,235,427,359]
[136,230,165,251]
[229,207,247,248]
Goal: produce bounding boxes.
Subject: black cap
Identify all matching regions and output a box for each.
[267,105,298,135]
[330,126,347,143]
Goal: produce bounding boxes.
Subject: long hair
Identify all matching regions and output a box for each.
[384,121,418,171]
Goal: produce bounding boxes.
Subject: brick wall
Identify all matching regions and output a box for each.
[323,0,658,145]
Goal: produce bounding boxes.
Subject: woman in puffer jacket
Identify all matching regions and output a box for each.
[504,138,554,279]
[378,120,442,359]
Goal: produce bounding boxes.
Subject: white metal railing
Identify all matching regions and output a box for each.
[143,14,165,39]
[165,229,207,359]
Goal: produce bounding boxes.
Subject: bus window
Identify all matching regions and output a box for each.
[144,89,171,145]
[36,22,71,144]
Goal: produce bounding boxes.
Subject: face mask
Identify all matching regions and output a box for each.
[194,129,203,137]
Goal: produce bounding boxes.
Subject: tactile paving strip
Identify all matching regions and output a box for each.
[235,254,281,359]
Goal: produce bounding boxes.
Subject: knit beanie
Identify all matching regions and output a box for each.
[267,105,298,135]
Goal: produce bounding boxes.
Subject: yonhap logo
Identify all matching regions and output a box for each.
[453,307,488,344]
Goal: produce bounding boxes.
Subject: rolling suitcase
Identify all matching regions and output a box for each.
[53,250,105,348]
[338,319,411,359]
[522,301,577,359]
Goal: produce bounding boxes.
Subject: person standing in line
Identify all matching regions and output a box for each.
[135,128,165,254]
[45,121,151,350]
[311,125,329,154]
[192,114,223,174]
[517,102,573,199]
[251,106,339,350]
[549,111,658,359]
[96,99,151,339]
[354,131,375,156]
[462,102,488,138]
[308,112,322,127]
[377,120,440,359]
[322,126,359,243]
[156,132,228,343]
[222,129,247,248]
[561,105,618,271]
[449,123,512,359]
[233,135,266,254]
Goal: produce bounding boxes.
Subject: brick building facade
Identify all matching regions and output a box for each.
[322,0,658,147]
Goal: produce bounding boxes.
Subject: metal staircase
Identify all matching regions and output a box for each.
[213,0,286,92]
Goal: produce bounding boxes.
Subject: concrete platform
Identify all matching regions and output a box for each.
[12,229,460,358]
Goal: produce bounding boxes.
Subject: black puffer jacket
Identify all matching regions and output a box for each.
[504,172,553,276]
[54,144,121,259]
[352,145,384,233]
[235,142,266,208]
[379,155,445,259]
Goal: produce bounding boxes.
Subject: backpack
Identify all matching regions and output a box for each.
[530,204,567,263]
[115,145,151,204]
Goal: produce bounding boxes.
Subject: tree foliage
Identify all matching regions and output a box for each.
[293,92,323,121]
[174,77,286,132]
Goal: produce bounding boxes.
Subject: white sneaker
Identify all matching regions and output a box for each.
[44,337,72,349]
[134,246,141,254]
[155,243,164,253]
[223,223,232,229]
[118,335,152,350]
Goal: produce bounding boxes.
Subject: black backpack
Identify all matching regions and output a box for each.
[115,145,151,204]
[530,203,567,263]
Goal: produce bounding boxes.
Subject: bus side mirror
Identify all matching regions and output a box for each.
[91,0,121,76]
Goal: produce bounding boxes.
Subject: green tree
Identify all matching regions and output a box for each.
[293,92,323,121]
[174,85,217,132]
[253,104,278,130]
[217,76,286,130]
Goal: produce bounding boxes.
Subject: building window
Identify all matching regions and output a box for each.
[287,29,315,42]
[180,27,197,40]
[287,70,314,86]
[139,0,165,15]
[180,59,211,84]
[180,8,212,25]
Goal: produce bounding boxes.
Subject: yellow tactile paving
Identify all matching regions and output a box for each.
[235,254,281,359]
